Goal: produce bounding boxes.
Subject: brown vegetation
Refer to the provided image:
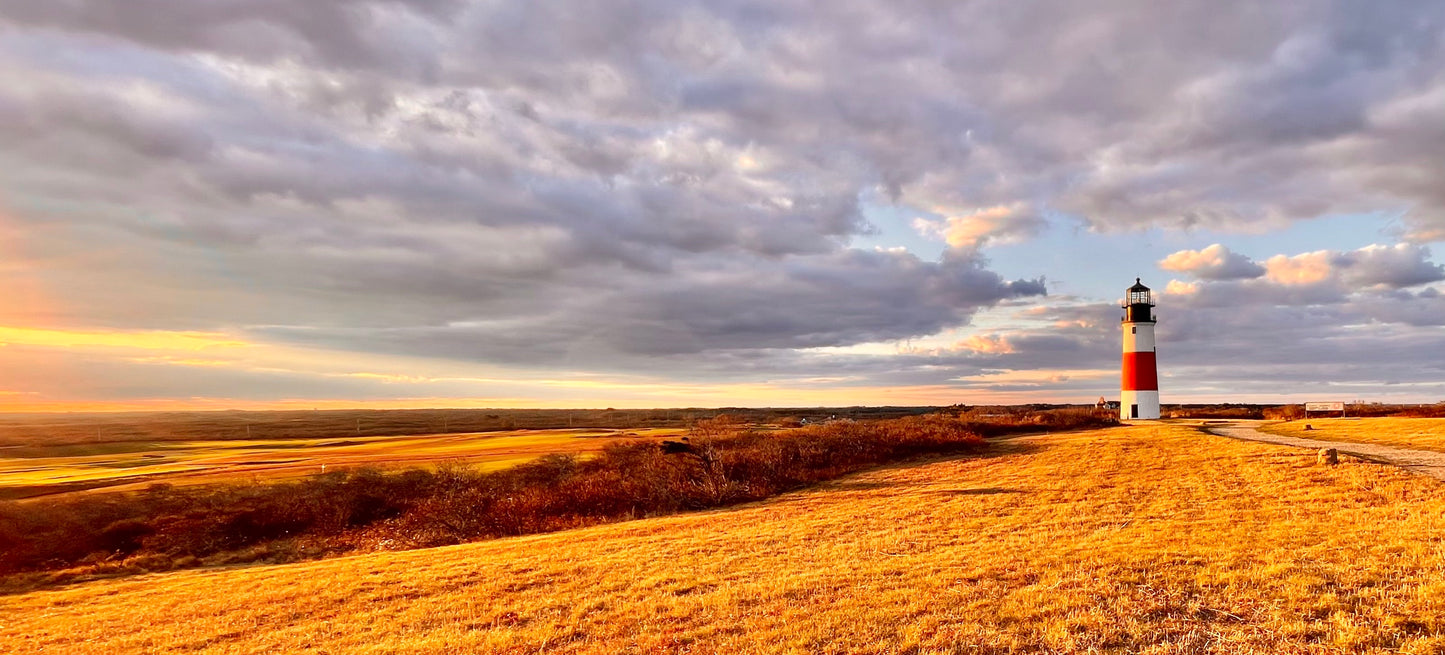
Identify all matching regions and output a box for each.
[1263,404,1306,420]
[0,410,1115,588]
[1165,404,1268,419]
[1373,404,1445,418]
[1262,404,1445,421]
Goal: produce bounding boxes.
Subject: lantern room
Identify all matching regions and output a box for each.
[1122,278,1155,323]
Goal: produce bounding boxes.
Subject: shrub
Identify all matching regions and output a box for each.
[689,414,746,440]
[1395,405,1445,418]
[1263,405,1305,420]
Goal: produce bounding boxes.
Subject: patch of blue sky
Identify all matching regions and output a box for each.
[856,194,1411,303]
[988,211,1407,301]
[852,196,948,261]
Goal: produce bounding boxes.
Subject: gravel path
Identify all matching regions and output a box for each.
[1204,421,1445,482]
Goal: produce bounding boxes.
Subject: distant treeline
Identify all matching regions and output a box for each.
[0,409,1115,590]
[1163,403,1445,420]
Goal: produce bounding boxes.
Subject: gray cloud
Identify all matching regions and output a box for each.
[6,0,1444,236]
[1335,244,1445,288]
[253,250,1045,367]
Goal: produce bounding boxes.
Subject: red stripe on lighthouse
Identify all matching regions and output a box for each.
[1121,351,1158,390]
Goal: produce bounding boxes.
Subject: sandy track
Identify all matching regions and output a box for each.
[1205,420,1445,482]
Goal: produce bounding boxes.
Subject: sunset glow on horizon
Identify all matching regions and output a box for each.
[0,317,1121,412]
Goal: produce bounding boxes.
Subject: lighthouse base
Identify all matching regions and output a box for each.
[1120,390,1160,420]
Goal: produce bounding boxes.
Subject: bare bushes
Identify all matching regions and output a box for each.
[1392,405,1445,418]
[1263,405,1306,421]
[0,410,1115,584]
[0,468,430,580]
[1166,405,1267,419]
[395,413,994,547]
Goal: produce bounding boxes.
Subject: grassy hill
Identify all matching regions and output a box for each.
[5,422,1445,653]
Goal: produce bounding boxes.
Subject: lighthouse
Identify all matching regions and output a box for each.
[1120,278,1160,420]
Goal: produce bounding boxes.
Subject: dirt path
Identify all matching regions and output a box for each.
[1203,420,1445,482]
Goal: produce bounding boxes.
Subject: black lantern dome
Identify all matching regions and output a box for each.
[1123,278,1155,323]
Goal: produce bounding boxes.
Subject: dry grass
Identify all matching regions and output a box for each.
[4,424,1445,653]
[1261,418,1445,454]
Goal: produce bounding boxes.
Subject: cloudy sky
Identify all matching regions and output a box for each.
[1,0,1443,411]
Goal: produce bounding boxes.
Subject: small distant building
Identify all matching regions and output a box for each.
[1121,278,1161,420]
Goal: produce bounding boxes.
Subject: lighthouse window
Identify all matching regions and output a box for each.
[1131,327,1136,334]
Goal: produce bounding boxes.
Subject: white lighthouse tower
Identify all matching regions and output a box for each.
[1121,278,1160,420]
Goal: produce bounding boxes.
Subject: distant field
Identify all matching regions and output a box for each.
[0,427,685,500]
[1260,417,1445,453]
[0,405,953,499]
[7,424,1445,653]
[0,407,940,448]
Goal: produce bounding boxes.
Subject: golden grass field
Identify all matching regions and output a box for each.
[0,427,685,499]
[1261,417,1445,454]
[5,421,1445,653]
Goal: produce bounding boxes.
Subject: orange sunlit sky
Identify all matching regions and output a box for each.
[2,2,1445,411]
